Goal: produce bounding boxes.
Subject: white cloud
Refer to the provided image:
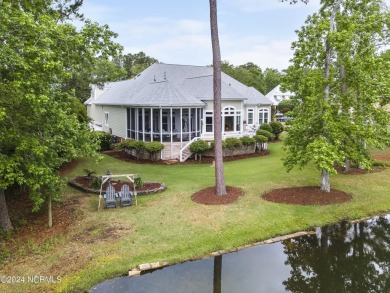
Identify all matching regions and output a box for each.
[124,34,212,65]
[177,19,209,34]
[221,34,294,70]
[228,0,320,13]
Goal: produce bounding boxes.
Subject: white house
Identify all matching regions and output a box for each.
[265,84,294,106]
[85,63,272,160]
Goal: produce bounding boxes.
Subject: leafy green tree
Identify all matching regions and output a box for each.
[277,99,296,114]
[0,0,123,230]
[270,121,284,140]
[283,0,390,192]
[263,68,283,94]
[123,52,159,79]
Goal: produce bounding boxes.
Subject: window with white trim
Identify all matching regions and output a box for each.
[247,108,254,124]
[258,108,269,125]
[205,111,213,133]
[104,112,109,126]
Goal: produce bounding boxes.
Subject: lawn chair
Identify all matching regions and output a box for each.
[104,184,117,209]
[119,184,132,207]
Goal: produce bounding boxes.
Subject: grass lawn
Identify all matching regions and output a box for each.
[1,141,390,292]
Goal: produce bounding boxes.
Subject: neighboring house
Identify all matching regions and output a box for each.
[265,84,294,121]
[85,63,272,160]
[265,84,294,106]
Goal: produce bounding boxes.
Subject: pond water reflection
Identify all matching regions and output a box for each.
[91,214,390,293]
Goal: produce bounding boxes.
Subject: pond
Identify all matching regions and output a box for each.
[90,214,390,293]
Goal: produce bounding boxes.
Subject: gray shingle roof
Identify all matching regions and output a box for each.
[89,63,272,107]
[245,87,272,105]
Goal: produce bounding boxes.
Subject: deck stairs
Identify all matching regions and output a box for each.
[179,137,202,162]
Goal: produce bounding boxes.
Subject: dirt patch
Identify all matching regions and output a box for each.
[1,191,84,269]
[262,186,352,206]
[103,149,270,165]
[191,186,243,205]
[372,154,390,163]
[59,159,80,176]
[72,225,131,244]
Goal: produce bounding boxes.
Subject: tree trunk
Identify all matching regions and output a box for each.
[358,141,367,169]
[210,0,227,196]
[344,158,350,172]
[0,188,13,231]
[213,255,222,293]
[321,1,340,191]
[48,193,52,228]
[320,169,331,192]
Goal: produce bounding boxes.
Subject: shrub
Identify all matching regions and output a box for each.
[116,138,136,150]
[225,137,242,156]
[91,177,102,189]
[259,123,273,133]
[254,135,268,143]
[225,137,242,150]
[83,169,96,178]
[240,135,255,147]
[269,121,284,139]
[254,135,268,152]
[208,140,226,150]
[190,140,210,161]
[256,129,274,141]
[134,176,144,188]
[133,140,146,160]
[372,160,390,167]
[95,131,111,151]
[144,141,164,161]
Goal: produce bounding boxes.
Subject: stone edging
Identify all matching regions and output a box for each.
[68,178,166,195]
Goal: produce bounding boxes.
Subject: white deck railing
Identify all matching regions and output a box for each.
[179,137,202,162]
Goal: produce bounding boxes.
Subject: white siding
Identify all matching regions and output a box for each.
[101,106,127,138]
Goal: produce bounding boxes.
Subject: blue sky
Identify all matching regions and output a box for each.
[79,0,323,70]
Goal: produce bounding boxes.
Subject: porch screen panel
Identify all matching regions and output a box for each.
[162,110,170,142]
[172,109,179,141]
[152,109,160,142]
[191,108,197,139]
[144,109,151,142]
[126,108,130,138]
[182,108,189,141]
[130,108,136,139]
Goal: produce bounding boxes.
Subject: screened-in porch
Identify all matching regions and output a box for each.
[126,108,203,143]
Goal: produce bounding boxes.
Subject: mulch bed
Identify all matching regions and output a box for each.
[262,186,352,206]
[72,176,161,193]
[102,149,270,165]
[191,186,243,205]
[334,164,385,175]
